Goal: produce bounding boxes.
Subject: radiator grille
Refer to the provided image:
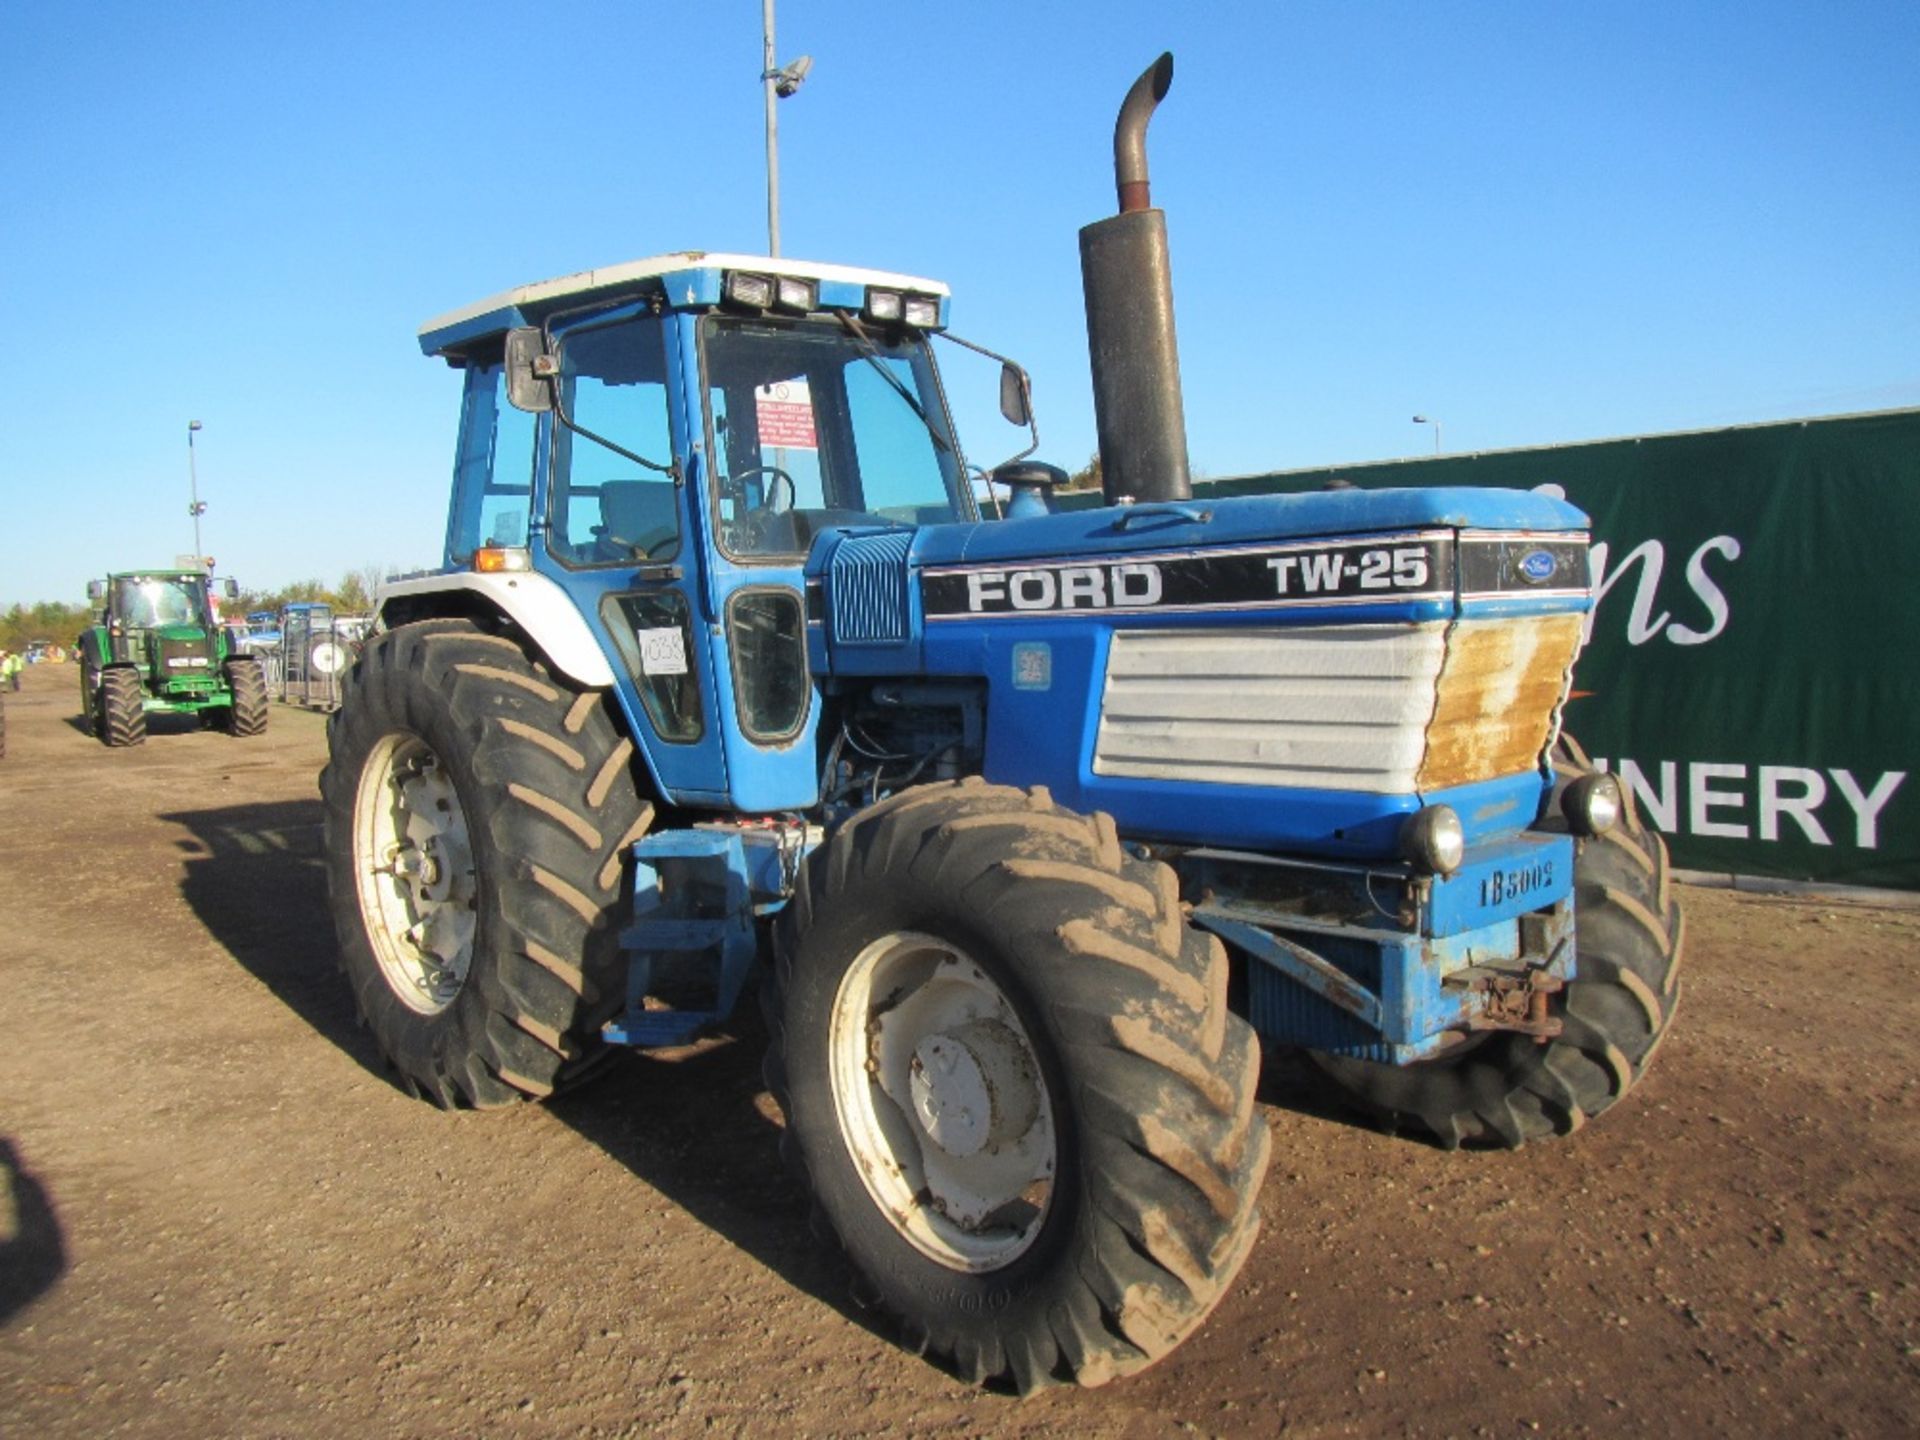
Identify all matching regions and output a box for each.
[1093,615,1582,793]
[827,531,914,645]
[159,637,212,672]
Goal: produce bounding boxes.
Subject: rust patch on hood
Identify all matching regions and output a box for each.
[1419,614,1584,790]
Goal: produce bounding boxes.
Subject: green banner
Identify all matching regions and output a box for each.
[1187,409,1920,889]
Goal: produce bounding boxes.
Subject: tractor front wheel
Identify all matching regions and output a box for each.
[1313,738,1682,1148]
[769,779,1270,1392]
[223,656,269,737]
[98,667,146,747]
[320,619,652,1107]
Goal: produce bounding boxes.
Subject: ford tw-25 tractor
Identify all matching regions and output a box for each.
[320,55,1680,1393]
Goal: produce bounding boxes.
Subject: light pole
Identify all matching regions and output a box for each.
[1412,414,1442,454]
[186,420,208,566]
[761,0,812,256]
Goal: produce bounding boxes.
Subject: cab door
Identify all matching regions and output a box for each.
[532,307,731,805]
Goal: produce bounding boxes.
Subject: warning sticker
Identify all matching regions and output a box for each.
[754,379,817,450]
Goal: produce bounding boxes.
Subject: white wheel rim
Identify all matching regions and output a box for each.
[828,931,1056,1272]
[351,733,478,1015]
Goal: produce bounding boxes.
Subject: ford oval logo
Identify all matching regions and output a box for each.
[1519,549,1558,584]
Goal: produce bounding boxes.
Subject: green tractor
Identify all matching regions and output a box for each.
[77,570,269,746]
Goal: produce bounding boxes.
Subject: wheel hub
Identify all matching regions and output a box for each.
[828,935,1056,1270]
[352,736,478,1015]
[909,1019,1040,1159]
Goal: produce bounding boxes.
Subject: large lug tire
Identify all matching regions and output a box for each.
[98,667,147,748]
[769,778,1271,1393]
[1313,736,1683,1149]
[223,656,269,737]
[78,664,98,736]
[319,618,653,1107]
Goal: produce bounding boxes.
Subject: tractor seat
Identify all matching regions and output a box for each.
[594,480,678,562]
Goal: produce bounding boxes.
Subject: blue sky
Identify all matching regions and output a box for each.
[2,1,1914,606]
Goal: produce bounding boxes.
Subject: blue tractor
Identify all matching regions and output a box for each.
[321,55,1678,1392]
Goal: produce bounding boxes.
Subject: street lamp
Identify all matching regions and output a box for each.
[1412,414,1442,454]
[186,419,209,566]
[761,0,812,257]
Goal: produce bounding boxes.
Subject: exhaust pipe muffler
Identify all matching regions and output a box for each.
[1079,52,1192,506]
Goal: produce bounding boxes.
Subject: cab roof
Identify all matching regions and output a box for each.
[417,251,951,359]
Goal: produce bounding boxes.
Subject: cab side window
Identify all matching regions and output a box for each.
[548,315,680,567]
[447,362,536,563]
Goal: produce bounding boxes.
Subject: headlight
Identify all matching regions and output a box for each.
[865,288,903,322]
[902,294,941,328]
[724,271,774,309]
[774,276,817,313]
[1560,772,1623,837]
[1399,804,1465,875]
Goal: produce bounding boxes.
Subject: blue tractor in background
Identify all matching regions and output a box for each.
[321,55,1679,1393]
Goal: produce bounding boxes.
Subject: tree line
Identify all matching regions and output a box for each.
[0,566,397,653]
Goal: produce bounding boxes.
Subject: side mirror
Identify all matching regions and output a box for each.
[224,578,239,599]
[504,326,555,413]
[87,579,105,602]
[999,361,1032,427]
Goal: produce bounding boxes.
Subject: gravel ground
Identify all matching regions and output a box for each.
[1,660,1915,1437]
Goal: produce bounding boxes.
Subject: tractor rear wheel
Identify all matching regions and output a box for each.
[1313,738,1682,1148]
[98,667,147,748]
[224,656,269,737]
[320,618,652,1107]
[769,779,1270,1392]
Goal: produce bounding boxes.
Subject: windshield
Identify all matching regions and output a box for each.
[114,576,207,628]
[700,315,971,558]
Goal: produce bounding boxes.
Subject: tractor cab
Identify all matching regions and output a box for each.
[398,254,995,811]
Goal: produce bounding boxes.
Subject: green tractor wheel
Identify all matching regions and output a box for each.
[78,664,96,736]
[98,668,147,748]
[224,656,269,737]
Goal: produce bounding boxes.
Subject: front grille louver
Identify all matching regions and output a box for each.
[827,531,914,646]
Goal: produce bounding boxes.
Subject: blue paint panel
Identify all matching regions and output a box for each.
[1428,832,1575,936]
[1459,593,1591,619]
[1422,772,1554,843]
[1230,906,1552,1058]
[606,829,758,1048]
[912,487,1589,568]
[667,310,823,813]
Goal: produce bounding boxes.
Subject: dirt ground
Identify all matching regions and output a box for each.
[1,659,1915,1439]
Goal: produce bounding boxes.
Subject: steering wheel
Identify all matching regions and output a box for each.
[734,464,796,515]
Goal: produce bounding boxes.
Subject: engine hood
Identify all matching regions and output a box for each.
[909,486,1587,571]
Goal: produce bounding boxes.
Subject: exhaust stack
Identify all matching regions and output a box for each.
[1079,52,1191,506]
